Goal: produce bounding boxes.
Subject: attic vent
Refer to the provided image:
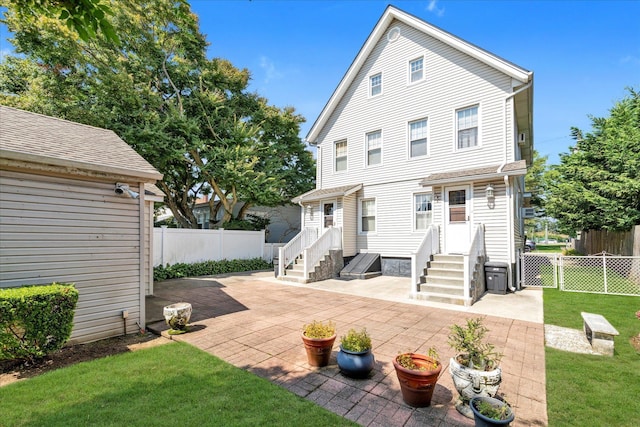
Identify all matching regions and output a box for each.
[387,26,401,42]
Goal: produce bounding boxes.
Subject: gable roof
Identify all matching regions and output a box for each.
[292,183,362,203]
[0,105,162,181]
[306,5,533,144]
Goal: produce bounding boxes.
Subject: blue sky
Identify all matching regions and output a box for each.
[1,1,638,165]
[189,0,640,165]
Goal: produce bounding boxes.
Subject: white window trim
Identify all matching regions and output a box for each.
[365,129,383,168]
[454,104,482,152]
[334,139,348,173]
[368,72,383,98]
[407,117,430,160]
[357,197,377,235]
[407,55,426,85]
[412,191,434,232]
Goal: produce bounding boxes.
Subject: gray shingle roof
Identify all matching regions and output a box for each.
[292,184,363,203]
[420,160,527,186]
[0,106,161,181]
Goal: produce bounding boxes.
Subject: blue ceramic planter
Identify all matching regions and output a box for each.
[337,345,375,378]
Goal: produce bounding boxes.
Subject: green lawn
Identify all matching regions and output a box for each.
[544,288,640,426]
[0,342,356,427]
[533,244,565,253]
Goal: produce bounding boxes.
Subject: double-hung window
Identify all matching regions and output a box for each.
[457,106,479,149]
[409,57,424,83]
[370,73,382,97]
[360,199,376,233]
[414,193,433,230]
[335,140,347,172]
[366,130,382,166]
[409,119,428,158]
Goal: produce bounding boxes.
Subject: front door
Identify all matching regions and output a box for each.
[321,200,336,231]
[445,185,471,253]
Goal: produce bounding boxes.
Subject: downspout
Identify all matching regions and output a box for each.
[499,81,533,172]
[501,81,531,291]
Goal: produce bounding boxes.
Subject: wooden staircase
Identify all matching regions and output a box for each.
[416,254,468,305]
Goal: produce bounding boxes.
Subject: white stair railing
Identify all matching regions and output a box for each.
[278,227,318,277]
[303,227,342,279]
[411,225,440,294]
[463,224,485,305]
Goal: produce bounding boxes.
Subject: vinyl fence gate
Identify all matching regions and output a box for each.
[521,253,640,296]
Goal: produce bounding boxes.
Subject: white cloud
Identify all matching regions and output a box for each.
[619,54,640,66]
[427,0,445,17]
[259,56,284,84]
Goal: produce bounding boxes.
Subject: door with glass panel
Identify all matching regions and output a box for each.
[444,185,470,253]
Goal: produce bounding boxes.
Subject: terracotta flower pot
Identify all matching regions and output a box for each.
[301,333,336,367]
[393,353,442,407]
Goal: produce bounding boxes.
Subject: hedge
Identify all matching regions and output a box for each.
[154,258,272,282]
[0,283,79,362]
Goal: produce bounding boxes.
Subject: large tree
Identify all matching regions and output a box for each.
[544,88,640,233]
[0,0,315,228]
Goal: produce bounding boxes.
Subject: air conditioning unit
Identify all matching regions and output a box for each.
[522,207,535,218]
[518,133,527,145]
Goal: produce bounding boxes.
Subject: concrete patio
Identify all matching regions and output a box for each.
[147,271,547,426]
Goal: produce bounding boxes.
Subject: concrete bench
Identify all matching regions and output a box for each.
[581,312,619,356]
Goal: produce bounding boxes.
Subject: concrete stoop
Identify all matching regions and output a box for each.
[417,254,468,306]
[280,250,343,284]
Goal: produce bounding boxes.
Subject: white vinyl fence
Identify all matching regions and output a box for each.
[154,227,283,267]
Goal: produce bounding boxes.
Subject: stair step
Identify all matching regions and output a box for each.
[428,261,464,270]
[414,292,467,306]
[423,276,464,286]
[432,254,464,263]
[425,268,464,278]
[419,283,465,296]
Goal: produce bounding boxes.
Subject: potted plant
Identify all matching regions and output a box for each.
[448,317,503,418]
[469,396,515,426]
[336,328,375,378]
[392,347,441,407]
[301,320,336,367]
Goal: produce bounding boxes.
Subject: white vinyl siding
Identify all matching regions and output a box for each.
[409,57,424,83]
[456,105,479,149]
[366,130,382,166]
[0,170,143,344]
[335,139,348,172]
[409,119,428,158]
[414,193,433,230]
[369,73,382,97]
[342,193,358,257]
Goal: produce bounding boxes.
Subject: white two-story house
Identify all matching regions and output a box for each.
[279,6,533,306]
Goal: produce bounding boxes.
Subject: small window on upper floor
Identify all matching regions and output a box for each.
[457,105,479,149]
[409,57,424,83]
[409,118,428,158]
[335,139,347,172]
[370,73,382,97]
[366,130,382,166]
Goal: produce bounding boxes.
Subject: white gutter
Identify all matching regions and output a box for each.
[501,81,531,292]
[500,81,533,171]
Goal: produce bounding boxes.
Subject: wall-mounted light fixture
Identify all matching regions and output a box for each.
[433,192,441,202]
[485,184,495,199]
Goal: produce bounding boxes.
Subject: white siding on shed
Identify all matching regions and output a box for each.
[0,171,142,343]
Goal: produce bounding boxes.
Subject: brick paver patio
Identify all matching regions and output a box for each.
[147,273,547,426]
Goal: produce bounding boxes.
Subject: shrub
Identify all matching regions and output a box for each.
[340,328,371,352]
[302,320,336,339]
[448,317,502,370]
[0,283,79,362]
[562,248,584,256]
[154,258,272,281]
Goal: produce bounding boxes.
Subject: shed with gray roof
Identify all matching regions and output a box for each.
[0,105,163,343]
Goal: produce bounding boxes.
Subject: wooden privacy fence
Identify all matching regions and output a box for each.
[153,227,284,267]
[575,225,640,256]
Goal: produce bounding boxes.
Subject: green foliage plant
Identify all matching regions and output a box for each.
[0,283,79,362]
[396,347,439,371]
[474,399,511,421]
[448,317,502,371]
[562,248,583,256]
[302,320,336,339]
[153,258,272,281]
[340,328,371,352]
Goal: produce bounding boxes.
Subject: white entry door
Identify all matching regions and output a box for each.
[321,201,336,231]
[445,185,471,253]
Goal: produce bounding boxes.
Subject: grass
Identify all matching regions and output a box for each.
[533,244,565,253]
[544,287,640,426]
[0,342,356,427]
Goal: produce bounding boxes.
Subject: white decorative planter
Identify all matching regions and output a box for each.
[163,302,192,333]
[449,356,502,418]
